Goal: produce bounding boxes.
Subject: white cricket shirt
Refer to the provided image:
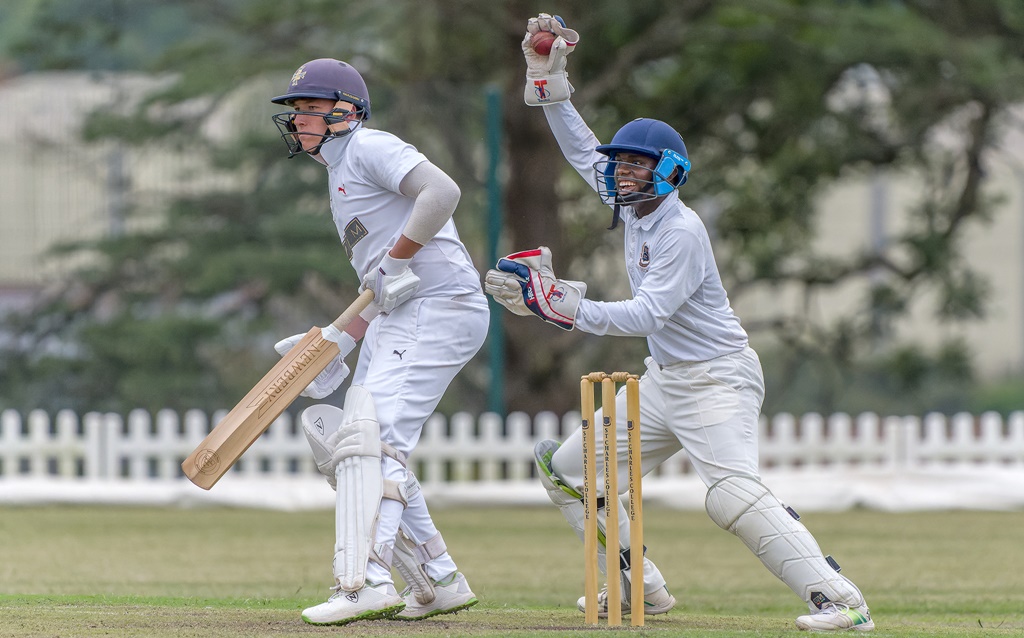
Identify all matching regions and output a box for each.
[543,101,748,365]
[318,128,481,298]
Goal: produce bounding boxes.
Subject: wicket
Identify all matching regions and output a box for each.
[580,372,643,627]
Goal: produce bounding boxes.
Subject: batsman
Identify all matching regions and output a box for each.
[270,58,488,625]
[485,14,875,632]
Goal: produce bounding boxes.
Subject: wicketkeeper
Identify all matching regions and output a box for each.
[485,13,874,632]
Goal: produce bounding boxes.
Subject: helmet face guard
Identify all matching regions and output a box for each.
[270,59,371,156]
[271,105,367,157]
[593,148,691,205]
[592,118,691,205]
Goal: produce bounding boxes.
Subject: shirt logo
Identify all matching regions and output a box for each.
[337,185,347,194]
[341,218,368,260]
[638,243,651,268]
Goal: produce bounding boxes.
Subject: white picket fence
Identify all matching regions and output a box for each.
[3,408,1024,485]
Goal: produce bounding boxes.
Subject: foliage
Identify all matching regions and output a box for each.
[1,0,1022,415]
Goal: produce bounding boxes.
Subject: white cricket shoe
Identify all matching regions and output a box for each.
[576,584,676,617]
[795,602,874,632]
[301,581,405,626]
[395,571,479,620]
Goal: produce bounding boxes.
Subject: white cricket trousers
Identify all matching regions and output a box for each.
[351,293,489,585]
[553,346,766,495]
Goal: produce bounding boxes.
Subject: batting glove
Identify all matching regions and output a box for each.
[486,246,586,331]
[274,330,356,400]
[523,13,579,106]
[362,249,420,314]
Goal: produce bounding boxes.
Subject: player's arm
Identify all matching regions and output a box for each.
[542,102,605,194]
[520,14,603,192]
[361,160,460,312]
[396,160,461,250]
[576,230,705,337]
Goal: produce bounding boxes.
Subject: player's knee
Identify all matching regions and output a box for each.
[549,442,584,488]
[535,439,583,503]
[704,474,770,531]
[300,403,346,483]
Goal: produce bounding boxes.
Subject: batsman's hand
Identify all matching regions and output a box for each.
[274,330,356,399]
[362,249,420,314]
[523,13,579,106]
[484,246,586,331]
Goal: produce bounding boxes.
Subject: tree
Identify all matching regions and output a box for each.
[2,0,1021,416]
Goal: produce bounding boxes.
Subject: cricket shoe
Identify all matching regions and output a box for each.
[301,581,405,626]
[395,571,479,620]
[795,602,874,632]
[576,584,676,617]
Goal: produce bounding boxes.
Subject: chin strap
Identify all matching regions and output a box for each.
[607,204,621,230]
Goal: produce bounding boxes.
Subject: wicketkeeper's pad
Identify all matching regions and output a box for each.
[705,474,866,611]
[534,439,666,595]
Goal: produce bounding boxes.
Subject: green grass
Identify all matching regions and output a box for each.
[1,505,1023,636]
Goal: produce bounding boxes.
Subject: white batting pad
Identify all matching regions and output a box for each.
[705,475,865,610]
[332,386,384,592]
[300,404,345,488]
[392,527,438,605]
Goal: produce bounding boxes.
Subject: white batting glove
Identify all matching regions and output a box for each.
[485,246,587,331]
[362,250,420,314]
[274,331,355,399]
[523,13,579,106]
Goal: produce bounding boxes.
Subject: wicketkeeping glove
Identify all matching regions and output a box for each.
[523,13,579,106]
[274,327,356,400]
[362,249,420,314]
[484,246,586,331]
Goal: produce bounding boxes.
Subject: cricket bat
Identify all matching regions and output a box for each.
[182,289,376,489]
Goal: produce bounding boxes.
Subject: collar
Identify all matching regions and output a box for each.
[631,194,679,232]
[317,123,362,167]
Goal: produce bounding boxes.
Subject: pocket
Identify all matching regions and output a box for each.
[693,363,742,427]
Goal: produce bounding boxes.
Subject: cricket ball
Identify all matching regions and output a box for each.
[531,31,557,56]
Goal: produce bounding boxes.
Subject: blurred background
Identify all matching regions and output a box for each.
[1,0,1023,422]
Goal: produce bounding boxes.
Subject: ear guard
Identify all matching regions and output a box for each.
[653,148,691,194]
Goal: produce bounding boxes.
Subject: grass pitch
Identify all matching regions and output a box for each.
[1,504,1023,636]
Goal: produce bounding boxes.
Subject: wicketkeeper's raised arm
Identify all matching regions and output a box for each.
[522,14,604,194]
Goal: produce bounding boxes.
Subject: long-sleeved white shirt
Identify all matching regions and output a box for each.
[543,101,748,365]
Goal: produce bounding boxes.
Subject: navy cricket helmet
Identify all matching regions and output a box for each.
[593,118,692,207]
[271,59,371,156]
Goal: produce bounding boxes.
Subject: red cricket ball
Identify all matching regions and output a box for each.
[531,31,557,56]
